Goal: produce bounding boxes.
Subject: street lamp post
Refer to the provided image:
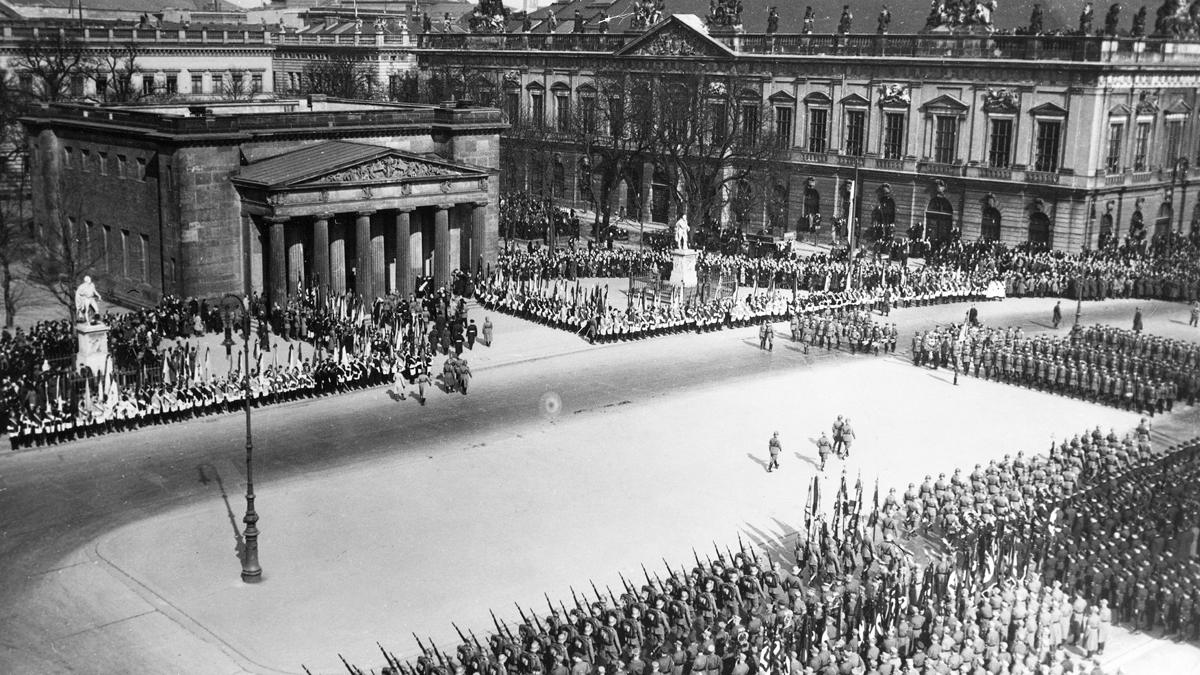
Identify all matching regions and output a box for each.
[240,214,262,583]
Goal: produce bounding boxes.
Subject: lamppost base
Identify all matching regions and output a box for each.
[240,568,263,583]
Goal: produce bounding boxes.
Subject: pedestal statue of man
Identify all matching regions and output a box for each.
[74,276,102,323]
[673,213,690,251]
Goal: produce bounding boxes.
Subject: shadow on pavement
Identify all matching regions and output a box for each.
[198,464,244,565]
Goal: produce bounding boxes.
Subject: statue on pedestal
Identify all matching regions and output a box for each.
[839,4,854,33]
[74,276,102,324]
[673,214,691,251]
[803,5,816,33]
[1104,3,1122,35]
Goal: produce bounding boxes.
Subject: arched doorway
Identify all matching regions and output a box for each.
[925,194,955,243]
[1028,212,1051,245]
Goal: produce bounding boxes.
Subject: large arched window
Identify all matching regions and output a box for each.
[981,206,1001,241]
[1029,212,1051,245]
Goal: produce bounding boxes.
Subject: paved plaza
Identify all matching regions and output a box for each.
[0,298,1198,674]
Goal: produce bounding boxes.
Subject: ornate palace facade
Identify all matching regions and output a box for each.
[415,15,1200,249]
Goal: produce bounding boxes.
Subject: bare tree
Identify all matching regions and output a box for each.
[25,188,105,320]
[301,55,375,100]
[11,33,97,103]
[569,75,657,240]
[650,72,784,237]
[95,42,152,103]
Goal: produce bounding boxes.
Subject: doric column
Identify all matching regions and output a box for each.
[285,221,304,295]
[355,210,375,301]
[268,215,287,309]
[470,201,488,275]
[371,218,386,299]
[433,204,452,288]
[330,219,347,295]
[394,209,413,297]
[313,214,331,300]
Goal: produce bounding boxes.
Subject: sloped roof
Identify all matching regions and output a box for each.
[235,140,484,189]
[236,141,393,188]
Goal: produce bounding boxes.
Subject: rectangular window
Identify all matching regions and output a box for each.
[212,73,224,92]
[102,225,112,273]
[80,149,90,172]
[18,73,32,92]
[1106,123,1123,172]
[1034,120,1062,173]
[116,154,127,179]
[232,74,244,93]
[120,230,130,278]
[580,95,596,134]
[883,112,906,160]
[191,74,203,94]
[555,93,570,132]
[1164,119,1184,165]
[63,147,73,169]
[531,92,544,129]
[95,74,108,97]
[1134,122,1151,171]
[844,110,866,157]
[504,91,520,126]
[136,158,147,181]
[140,234,150,283]
[741,104,759,145]
[70,75,84,98]
[775,107,793,149]
[808,108,828,153]
[251,73,262,93]
[933,115,959,164]
[988,118,1013,168]
[608,96,624,138]
[142,76,155,96]
[165,75,177,95]
[709,102,727,145]
[97,152,108,175]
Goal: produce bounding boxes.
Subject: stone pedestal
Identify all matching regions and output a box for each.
[669,249,698,287]
[76,322,110,374]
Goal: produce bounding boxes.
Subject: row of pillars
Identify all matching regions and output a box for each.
[263,202,487,308]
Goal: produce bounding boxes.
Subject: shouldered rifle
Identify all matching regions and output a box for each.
[606,585,619,607]
[339,653,362,675]
[663,559,677,581]
[590,579,604,605]
[302,666,315,675]
[469,629,486,655]
[489,610,505,641]
[515,603,531,628]
[570,586,584,612]
[428,639,447,668]
[641,563,654,589]
[545,592,557,617]
[452,623,469,649]
[379,642,398,669]
[414,633,431,659]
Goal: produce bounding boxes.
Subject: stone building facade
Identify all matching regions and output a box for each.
[415,16,1200,250]
[22,98,503,308]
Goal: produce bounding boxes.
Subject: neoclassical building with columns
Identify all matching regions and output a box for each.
[23,97,503,308]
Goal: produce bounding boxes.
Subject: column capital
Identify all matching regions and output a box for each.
[314,213,334,221]
[436,203,456,211]
[394,207,414,215]
[265,214,290,224]
[356,210,377,218]
[471,200,489,209]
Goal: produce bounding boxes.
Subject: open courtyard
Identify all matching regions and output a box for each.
[1,297,1198,674]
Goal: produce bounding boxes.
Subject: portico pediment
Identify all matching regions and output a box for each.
[305,155,463,186]
[614,15,735,59]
